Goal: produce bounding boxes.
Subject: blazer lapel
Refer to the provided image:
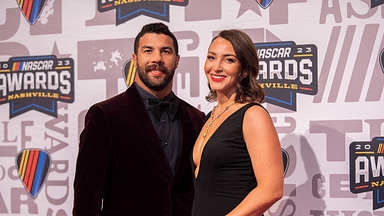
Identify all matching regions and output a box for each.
[126,85,172,179]
[171,100,196,185]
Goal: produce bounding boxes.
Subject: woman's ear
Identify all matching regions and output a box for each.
[242,69,249,79]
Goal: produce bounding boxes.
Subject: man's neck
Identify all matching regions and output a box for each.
[135,80,172,100]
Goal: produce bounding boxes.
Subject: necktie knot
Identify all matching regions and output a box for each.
[148,97,178,121]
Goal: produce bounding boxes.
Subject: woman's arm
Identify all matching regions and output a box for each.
[227,105,284,216]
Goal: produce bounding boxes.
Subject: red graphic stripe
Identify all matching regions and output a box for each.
[15,62,20,71]
[356,185,369,189]
[381,144,384,153]
[60,96,71,99]
[102,4,112,8]
[23,150,35,186]
[22,0,29,15]
[26,0,34,19]
[300,87,313,91]
[27,150,40,191]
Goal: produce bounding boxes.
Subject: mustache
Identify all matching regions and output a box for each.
[145,64,168,73]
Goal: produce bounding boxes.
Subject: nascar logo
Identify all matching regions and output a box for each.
[371,0,384,8]
[123,58,136,88]
[0,55,75,118]
[256,0,273,9]
[98,0,188,25]
[255,41,318,111]
[380,48,384,73]
[350,137,384,210]
[16,0,47,25]
[16,149,51,197]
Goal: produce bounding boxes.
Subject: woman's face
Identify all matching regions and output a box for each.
[204,37,242,96]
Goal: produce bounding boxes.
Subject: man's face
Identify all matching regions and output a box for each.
[133,33,180,92]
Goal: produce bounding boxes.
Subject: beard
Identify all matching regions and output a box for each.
[136,62,176,91]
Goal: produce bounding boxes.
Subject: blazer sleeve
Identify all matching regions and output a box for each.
[73,104,113,216]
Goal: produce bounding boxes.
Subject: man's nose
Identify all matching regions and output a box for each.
[151,50,163,63]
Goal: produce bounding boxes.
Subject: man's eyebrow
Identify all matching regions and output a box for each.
[141,45,153,50]
[140,45,173,51]
[161,46,173,51]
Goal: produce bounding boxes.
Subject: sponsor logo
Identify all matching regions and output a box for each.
[255,0,273,9]
[380,48,384,73]
[255,41,318,111]
[98,0,188,25]
[16,0,47,25]
[0,55,74,118]
[123,58,137,87]
[282,148,289,177]
[350,137,384,210]
[15,149,51,198]
[371,0,384,8]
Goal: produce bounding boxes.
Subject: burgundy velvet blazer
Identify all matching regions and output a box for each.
[73,85,205,216]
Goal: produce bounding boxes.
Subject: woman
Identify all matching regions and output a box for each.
[192,30,284,216]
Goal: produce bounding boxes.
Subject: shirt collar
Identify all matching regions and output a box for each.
[134,82,179,120]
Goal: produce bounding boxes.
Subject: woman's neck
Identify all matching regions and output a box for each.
[216,92,237,110]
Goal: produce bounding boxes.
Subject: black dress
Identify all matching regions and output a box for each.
[191,103,262,216]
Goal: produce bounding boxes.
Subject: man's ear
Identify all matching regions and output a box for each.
[175,55,180,69]
[132,53,137,68]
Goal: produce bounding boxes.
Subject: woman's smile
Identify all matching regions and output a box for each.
[210,74,226,82]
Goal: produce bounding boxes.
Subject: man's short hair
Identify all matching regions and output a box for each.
[134,22,179,56]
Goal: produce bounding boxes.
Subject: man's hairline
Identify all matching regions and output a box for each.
[135,32,178,55]
[134,32,180,56]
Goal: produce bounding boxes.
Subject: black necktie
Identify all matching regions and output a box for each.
[148,97,178,122]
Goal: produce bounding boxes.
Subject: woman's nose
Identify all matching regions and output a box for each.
[212,61,222,72]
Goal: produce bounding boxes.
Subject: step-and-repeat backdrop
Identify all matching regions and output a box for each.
[1,0,383,215]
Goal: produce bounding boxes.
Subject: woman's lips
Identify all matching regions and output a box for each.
[210,74,225,82]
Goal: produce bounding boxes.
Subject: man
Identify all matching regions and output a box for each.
[73,23,205,216]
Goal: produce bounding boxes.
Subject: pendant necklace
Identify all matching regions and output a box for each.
[202,101,236,139]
